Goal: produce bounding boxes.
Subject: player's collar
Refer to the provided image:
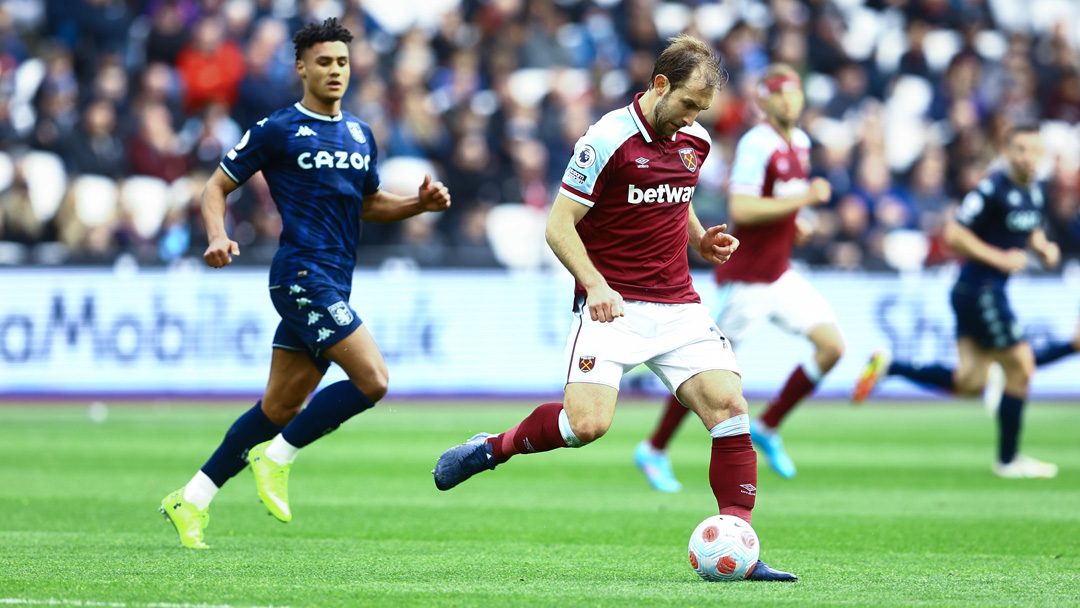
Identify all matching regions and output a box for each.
[294,102,343,122]
[628,92,678,144]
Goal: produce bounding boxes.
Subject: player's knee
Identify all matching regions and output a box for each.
[709,393,748,420]
[261,399,303,426]
[818,340,845,370]
[569,416,609,444]
[352,370,388,402]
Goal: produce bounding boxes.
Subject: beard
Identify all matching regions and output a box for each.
[652,94,677,137]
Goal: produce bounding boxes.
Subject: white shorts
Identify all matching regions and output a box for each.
[714,268,837,345]
[563,300,740,394]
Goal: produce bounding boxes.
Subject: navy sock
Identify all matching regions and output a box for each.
[201,401,283,487]
[997,393,1025,464]
[1034,341,1076,367]
[887,361,955,392]
[281,380,376,448]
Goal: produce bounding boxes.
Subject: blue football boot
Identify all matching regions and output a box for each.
[433,432,497,491]
[746,560,798,582]
[633,440,682,493]
[750,420,796,479]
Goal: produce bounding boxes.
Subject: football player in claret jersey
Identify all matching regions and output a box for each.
[159,18,451,548]
[432,35,796,581]
[634,64,842,490]
[853,125,1059,479]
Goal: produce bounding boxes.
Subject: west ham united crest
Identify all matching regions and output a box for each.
[578,356,596,373]
[347,121,366,144]
[678,147,698,172]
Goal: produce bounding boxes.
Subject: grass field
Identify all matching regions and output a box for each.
[0,400,1078,608]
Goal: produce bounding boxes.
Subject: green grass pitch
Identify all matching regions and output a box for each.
[0,400,1077,607]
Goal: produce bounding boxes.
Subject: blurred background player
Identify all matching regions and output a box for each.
[159,18,451,548]
[983,313,1080,411]
[853,125,1059,479]
[432,35,796,581]
[634,64,842,489]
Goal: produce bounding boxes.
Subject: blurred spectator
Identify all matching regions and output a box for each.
[61,99,126,178]
[174,17,245,113]
[128,103,188,181]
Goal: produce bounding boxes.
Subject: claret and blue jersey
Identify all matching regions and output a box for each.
[220,102,380,362]
[951,170,1045,349]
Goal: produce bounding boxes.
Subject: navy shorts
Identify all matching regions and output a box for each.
[269,274,363,374]
[950,281,1024,349]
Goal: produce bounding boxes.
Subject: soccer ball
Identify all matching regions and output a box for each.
[687,514,760,581]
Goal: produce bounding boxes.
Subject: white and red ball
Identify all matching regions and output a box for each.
[687,514,760,581]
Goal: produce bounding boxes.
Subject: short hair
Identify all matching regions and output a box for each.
[650,34,727,92]
[1007,122,1041,142]
[293,17,354,61]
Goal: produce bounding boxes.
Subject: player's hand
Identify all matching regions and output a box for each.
[204,235,239,268]
[804,177,832,206]
[699,224,740,265]
[418,174,451,213]
[794,216,814,247]
[1038,241,1061,270]
[586,283,624,323]
[998,248,1028,274]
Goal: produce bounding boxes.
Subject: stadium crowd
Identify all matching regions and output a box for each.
[1,0,1079,270]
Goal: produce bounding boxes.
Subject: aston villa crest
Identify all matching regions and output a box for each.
[347,121,366,144]
[578,356,596,373]
[678,147,698,172]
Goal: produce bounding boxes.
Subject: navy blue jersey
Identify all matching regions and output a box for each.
[220,102,380,288]
[954,170,1044,285]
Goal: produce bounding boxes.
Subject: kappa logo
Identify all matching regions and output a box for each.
[635,157,650,168]
[327,301,354,326]
[316,327,335,342]
[739,483,757,496]
[296,125,317,137]
[347,121,366,144]
[678,147,698,172]
[578,355,596,373]
[307,311,323,326]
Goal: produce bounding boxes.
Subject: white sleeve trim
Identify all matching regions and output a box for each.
[219,163,241,184]
[559,187,595,208]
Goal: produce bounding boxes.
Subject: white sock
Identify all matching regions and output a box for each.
[558,408,584,447]
[709,414,750,438]
[182,470,218,511]
[264,434,300,465]
[638,440,664,455]
[803,359,824,383]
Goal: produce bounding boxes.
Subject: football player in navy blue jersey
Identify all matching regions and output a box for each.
[853,125,1060,479]
[160,18,451,548]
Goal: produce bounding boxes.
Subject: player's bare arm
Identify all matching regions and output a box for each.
[1028,227,1060,270]
[729,177,831,226]
[688,202,739,265]
[943,218,1027,274]
[545,192,623,323]
[360,174,451,223]
[201,167,242,268]
[793,216,814,247]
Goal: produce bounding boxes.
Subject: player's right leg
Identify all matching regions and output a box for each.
[160,345,322,547]
[433,383,617,490]
[677,369,796,582]
[990,342,1056,478]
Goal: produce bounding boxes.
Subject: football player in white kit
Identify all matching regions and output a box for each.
[635,64,843,489]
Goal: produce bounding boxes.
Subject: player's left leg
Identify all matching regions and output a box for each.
[249,324,385,521]
[991,342,1057,478]
[677,370,796,582]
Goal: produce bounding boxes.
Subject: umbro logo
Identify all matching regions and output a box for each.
[295,125,317,137]
[635,157,650,168]
[740,483,757,496]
